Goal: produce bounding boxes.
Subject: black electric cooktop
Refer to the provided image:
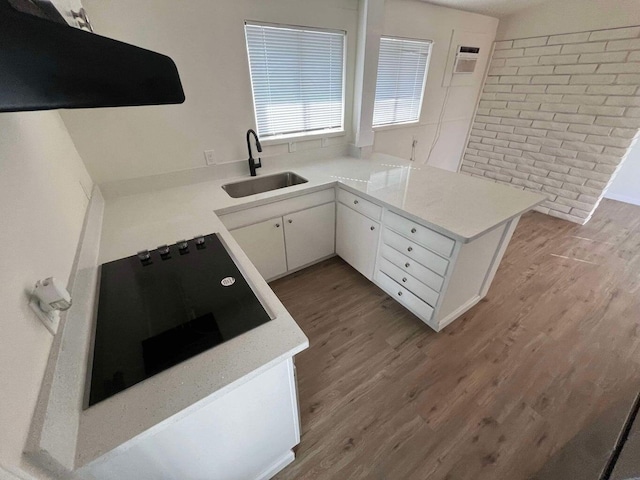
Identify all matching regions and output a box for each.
[87,233,271,407]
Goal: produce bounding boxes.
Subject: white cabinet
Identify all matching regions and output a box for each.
[231,217,287,280]
[284,203,335,271]
[336,203,380,280]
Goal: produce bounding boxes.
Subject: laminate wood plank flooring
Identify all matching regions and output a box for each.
[270,199,640,480]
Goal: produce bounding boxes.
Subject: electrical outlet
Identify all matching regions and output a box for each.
[204,150,216,165]
[321,137,329,148]
[288,142,297,153]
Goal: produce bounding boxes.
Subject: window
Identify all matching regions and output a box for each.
[373,37,432,127]
[244,22,346,140]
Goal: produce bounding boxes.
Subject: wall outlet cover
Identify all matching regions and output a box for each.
[288,142,297,153]
[29,296,59,335]
[204,150,216,165]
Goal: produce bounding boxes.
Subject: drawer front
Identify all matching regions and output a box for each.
[380,245,444,292]
[383,228,449,277]
[378,257,439,307]
[375,271,434,323]
[385,211,455,258]
[337,188,382,221]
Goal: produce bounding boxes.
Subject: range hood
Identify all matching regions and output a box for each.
[0,0,185,112]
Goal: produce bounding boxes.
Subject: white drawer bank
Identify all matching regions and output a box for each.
[219,185,519,332]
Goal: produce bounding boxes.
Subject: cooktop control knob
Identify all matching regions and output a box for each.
[194,235,206,249]
[158,244,171,260]
[137,250,152,265]
[177,239,189,254]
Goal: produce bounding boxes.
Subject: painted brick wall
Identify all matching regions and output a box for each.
[461,26,640,224]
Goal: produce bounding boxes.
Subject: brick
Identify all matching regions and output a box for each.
[499,75,532,84]
[490,58,507,68]
[612,127,639,138]
[532,161,570,174]
[519,111,555,121]
[588,85,638,95]
[484,77,499,84]
[578,51,628,63]
[478,150,506,160]
[512,85,547,93]
[485,123,515,133]
[554,113,596,124]
[525,94,564,103]
[495,146,524,156]
[569,167,610,181]
[561,141,604,153]
[465,154,489,164]
[626,107,640,117]
[546,85,587,94]
[526,136,563,147]
[548,171,586,185]
[589,27,640,41]
[554,196,594,211]
[541,146,578,158]
[578,193,599,203]
[605,96,640,106]
[509,141,541,152]
[569,74,617,85]
[594,163,618,174]
[489,67,519,76]
[500,167,530,180]
[461,166,485,176]
[516,164,549,176]
[471,129,497,138]
[554,64,598,74]
[514,37,549,48]
[484,171,513,182]
[543,185,579,199]
[595,116,640,128]
[476,108,491,115]
[514,126,548,137]
[497,132,527,142]
[479,100,508,109]
[475,163,501,172]
[557,157,597,171]
[578,105,626,116]
[511,178,543,190]
[494,48,525,58]
[585,135,633,148]
[538,54,580,65]
[540,103,580,113]
[466,148,479,156]
[506,154,534,165]
[468,142,493,152]
[518,66,554,75]
[532,75,571,84]
[548,131,588,141]
[597,63,640,74]
[488,159,518,169]
[532,120,570,131]
[473,121,487,130]
[523,151,556,162]
[544,201,572,213]
[484,84,513,93]
[508,101,541,111]
[630,51,640,61]
[562,182,602,196]
[586,179,607,189]
[469,135,482,143]
[577,152,621,165]
[495,40,513,50]
[482,93,497,100]
[491,109,521,118]
[482,137,510,147]
[570,209,592,220]
[505,57,540,67]
[548,32,591,45]
[561,95,606,105]
[501,118,533,127]
[496,93,527,101]
[606,38,640,51]
[568,124,612,135]
[561,42,606,54]
[548,210,587,223]
[525,45,562,56]
[617,74,640,84]
[604,146,630,156]
[476,115,503,124]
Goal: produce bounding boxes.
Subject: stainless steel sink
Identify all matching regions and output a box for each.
[222,172,309,198]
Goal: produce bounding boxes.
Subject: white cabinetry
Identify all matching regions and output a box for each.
[284,203,335,271]
[336,203,380,280]
[231,217,288,281]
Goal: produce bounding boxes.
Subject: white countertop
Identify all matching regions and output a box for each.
[74,152,542,469]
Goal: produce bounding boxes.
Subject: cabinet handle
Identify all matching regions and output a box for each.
[397,291,403,297]
[411,228,417,234]
[402,277,407,283]
[370,226,375,231]
[353,200,359,205]
[288,219,293,224]
[275,223,280,228]
[405,262,410,268]
[407,246,413,252]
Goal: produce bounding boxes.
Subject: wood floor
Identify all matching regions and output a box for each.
[269,199,640,480]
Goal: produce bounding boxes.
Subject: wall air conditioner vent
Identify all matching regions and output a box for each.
[453,46,480,74]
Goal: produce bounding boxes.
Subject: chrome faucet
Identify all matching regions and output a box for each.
[246,129,262,176]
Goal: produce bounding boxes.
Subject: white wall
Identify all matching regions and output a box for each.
[59,0,359,185]
[0,112,92,477]
[606,139,640,206]
[372,0,498,171]
[497,0,640,40]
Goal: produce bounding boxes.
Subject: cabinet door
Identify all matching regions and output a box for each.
[230,217,287,281]
[336,203,380,279]
[284,203,336,271]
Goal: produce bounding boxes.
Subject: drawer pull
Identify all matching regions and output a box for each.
[275,223,280,228]
[402,277,407,283]
[370,226,375,231]
[405,262,410,268]
[288,219,293,224]
[397,291,403,297]
[407,246,413,252]
[411,228,417,233]
[353,200,359,205]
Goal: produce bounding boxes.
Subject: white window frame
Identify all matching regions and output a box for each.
[372,36,433,129]
[244,21,347,144]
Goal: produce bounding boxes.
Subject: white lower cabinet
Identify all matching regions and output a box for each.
[284,202,335,271]
[231,217,287,280]
[336,203,380,280]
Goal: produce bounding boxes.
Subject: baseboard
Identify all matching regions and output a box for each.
[255,450,295,480]
[604,193,640,207]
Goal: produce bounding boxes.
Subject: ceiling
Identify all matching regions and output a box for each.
[419,0,551,18]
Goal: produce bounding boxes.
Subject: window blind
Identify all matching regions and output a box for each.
[245,23,345,139]
[373,37,431,127]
